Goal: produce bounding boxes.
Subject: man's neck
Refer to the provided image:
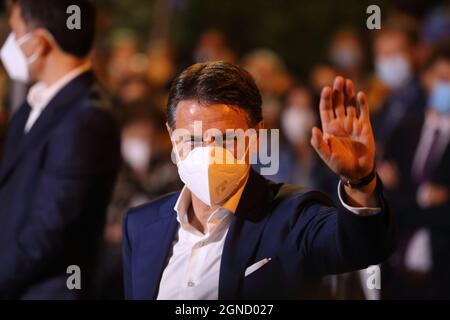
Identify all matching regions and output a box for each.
[38,55,88,86]
[188,194,220,234]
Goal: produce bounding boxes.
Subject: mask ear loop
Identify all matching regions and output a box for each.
[18,29,57,65]
[172,141,182,165]
[15,32,39,65]
[26,51,39,65]
[238,131,257,164]
[16,32,33,46]
[238,144,250,164]
[172,134,192,166]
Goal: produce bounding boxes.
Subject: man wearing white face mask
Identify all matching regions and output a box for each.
[371,20,427,153]
[0,0,121,299]
[123,61,395,300]
[380,41,450,299]
[278,87,339,208]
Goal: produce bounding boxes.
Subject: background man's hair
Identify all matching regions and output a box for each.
[373,13,419,46]
[167,61,263,129]
[10,0,96,58]
[424,40,450,71]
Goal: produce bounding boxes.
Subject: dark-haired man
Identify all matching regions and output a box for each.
[0,0,121,299]
[123,61,395,300]
[372,22,427,154]
[381,41,450,299]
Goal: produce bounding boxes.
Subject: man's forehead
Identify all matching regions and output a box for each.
[175,100,250,132]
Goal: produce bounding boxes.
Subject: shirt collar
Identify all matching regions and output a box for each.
[26,62,92,111]
[425,110,450,135]
[174,173,249,230]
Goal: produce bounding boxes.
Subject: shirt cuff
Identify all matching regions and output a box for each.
[337,181,381,216]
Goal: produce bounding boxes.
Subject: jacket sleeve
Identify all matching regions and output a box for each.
[0,108,120,298]
[296,179,395,275]
[122,210,133,300]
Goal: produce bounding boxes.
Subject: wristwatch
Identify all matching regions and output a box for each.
[341,167,377,188]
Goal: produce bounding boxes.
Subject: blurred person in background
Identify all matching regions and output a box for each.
[116,75,153,106]
[277,85,337,199]
[95,103,180,299]
[309,64,338,109]
[105,28,141,92]
[147,40,175,90]
[109,103,181,224]
[380,41,450,299]
[0,10,11,157]
[416,5,450,69]
[0,0,121,299]
[328,28,365,88]
[146,40,176,114]
[243,48,293,130]
[111,39,175,115]
[193,28,236,64]
[243,49,293,181]
[371,15,427,156]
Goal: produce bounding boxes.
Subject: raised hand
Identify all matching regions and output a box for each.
[311,76,377,205]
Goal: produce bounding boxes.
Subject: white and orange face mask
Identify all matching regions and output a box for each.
[174,145,250,207]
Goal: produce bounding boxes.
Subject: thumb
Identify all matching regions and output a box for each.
[311,127,331,160]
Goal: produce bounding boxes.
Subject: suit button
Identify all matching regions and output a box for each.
[187,281,195,287]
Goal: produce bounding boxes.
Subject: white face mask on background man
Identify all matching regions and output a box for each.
[0,32,38,83]
[174,144,250,207]
[330,46,362,71]
[121,138,152,172]
[429,81,450,115]
[281,107,316,145]
[375,54,412,90]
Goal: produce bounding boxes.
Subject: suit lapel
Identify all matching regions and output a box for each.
[1,102,31,170]
[133,194,180,300]
[0,71,95,185]
[219,169,276,299]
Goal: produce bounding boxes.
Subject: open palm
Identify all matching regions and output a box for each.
[311,76,375,183]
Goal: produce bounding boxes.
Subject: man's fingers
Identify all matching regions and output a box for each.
[311,127,331,160]
[357,91,370,124]
[332,76,345,118]
[345,79,357,120]
[319,86,333,125]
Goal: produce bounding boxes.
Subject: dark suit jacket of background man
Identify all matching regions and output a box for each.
[123,169,395,299]
[0,71,121,299]
[383,114,450,299]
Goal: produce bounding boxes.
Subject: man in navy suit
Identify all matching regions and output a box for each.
[123,62,395,300]
[0,0,121,299]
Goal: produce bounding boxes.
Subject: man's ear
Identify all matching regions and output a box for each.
[257,121,265,130]
[251,121,264,156]
[32,28,54,57]
[166,122,173,140]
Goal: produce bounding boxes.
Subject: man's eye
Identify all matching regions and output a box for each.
[224,134,237,142]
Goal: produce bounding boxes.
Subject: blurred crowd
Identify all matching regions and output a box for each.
[0,3,449,300]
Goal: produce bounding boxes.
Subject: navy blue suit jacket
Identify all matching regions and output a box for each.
[0,72,121,299]
[123,169,394,299]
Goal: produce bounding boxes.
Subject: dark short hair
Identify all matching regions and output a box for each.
[424,40,450,71]
[373,14,419,47]
[167,61,263,129]
[11,0,96,58]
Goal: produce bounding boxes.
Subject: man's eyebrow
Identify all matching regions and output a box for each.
[183,135,203,142]
[206,132,236,141]
[183,132,239,142]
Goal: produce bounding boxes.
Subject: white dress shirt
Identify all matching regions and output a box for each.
[157,176,247,300]
[156,176,380,300]
[24,62,92,133]
[412,111,450,181]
